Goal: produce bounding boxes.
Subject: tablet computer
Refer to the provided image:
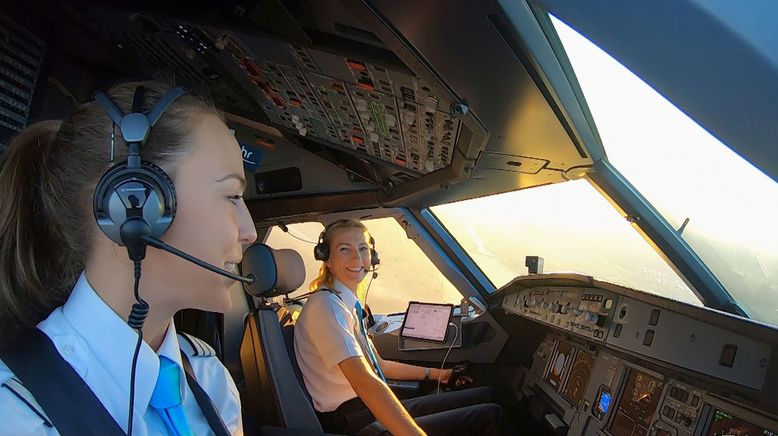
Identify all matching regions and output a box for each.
[400,301,454,343]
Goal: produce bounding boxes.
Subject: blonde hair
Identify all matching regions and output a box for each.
[309,219,373,301]
[0,81,220,341]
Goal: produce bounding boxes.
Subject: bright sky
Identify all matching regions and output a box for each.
[548,15,778,323]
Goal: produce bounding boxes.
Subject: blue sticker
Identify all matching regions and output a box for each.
[240,143,263,172]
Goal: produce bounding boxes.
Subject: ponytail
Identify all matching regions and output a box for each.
[0,121,81,342]
[0,81,220,343]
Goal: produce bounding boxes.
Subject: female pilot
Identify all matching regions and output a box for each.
[294,219,505,436]
[0,81,257,434]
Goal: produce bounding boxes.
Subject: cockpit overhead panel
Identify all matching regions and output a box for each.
[86,8,486,191]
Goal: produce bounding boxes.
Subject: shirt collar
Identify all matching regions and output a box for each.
[331,279,359,310]
[61,272,185,412]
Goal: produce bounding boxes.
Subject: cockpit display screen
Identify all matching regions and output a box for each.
[598,390,612,415]
[562,350,595,406]
[545,340,572,391]
[705,409,776,436]
[609,369,664,436]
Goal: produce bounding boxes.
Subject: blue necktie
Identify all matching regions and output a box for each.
[150,356,193,436]
[355,301,387,383]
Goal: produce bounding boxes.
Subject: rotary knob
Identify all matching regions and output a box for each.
[582,311,599,323]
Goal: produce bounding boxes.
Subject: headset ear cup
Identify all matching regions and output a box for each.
[93,161,176,246]
[313,228,329,261]
[313,243,329,261]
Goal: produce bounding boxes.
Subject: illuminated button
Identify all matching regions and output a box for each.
[346,59,367,71]
[289,98,302,107]
[583,311,598,323]
[351,136,364,145]
[357,78,375,92]
[254,79,272,93]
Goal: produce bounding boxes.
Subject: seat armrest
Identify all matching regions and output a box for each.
[385,379,420,391]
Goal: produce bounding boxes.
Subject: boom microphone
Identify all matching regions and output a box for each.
[141,236,255,284]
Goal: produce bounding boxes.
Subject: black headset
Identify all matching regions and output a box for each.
[313,219,380,268]
[93,86,185,262]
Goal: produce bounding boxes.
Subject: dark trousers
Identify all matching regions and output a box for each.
[317,386,504,436]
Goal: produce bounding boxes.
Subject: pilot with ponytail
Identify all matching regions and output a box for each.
[294,219,506,436]
[0,81,257,435]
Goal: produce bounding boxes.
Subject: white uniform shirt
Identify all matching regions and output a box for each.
[0,273,243,435]
[294,279,374,413]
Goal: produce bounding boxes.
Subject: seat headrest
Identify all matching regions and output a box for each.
[241,244,305,298]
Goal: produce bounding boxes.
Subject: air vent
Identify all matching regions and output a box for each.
[0,13,45,149]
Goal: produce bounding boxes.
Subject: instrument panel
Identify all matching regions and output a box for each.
[522,334,778,436]
[704,409,776,436]
[502,284,771,390]
[501,276,778,436]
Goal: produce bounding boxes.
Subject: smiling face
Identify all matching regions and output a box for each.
[325,226,372,292]
[141,113,257,313]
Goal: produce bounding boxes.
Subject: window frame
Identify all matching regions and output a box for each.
[260,207,487,313]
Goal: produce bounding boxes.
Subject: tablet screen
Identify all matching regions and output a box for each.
[400,302,454,343]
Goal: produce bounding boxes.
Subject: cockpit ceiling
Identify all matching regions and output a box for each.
[23,0,592,208]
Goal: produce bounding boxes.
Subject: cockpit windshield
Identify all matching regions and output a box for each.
[431,180,702,306]
[432,15,778,328]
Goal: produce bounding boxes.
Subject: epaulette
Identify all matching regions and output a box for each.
[1,377,53,428]
[177,332,216,358]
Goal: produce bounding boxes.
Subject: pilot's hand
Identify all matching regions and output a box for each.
[445,362,474,389]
